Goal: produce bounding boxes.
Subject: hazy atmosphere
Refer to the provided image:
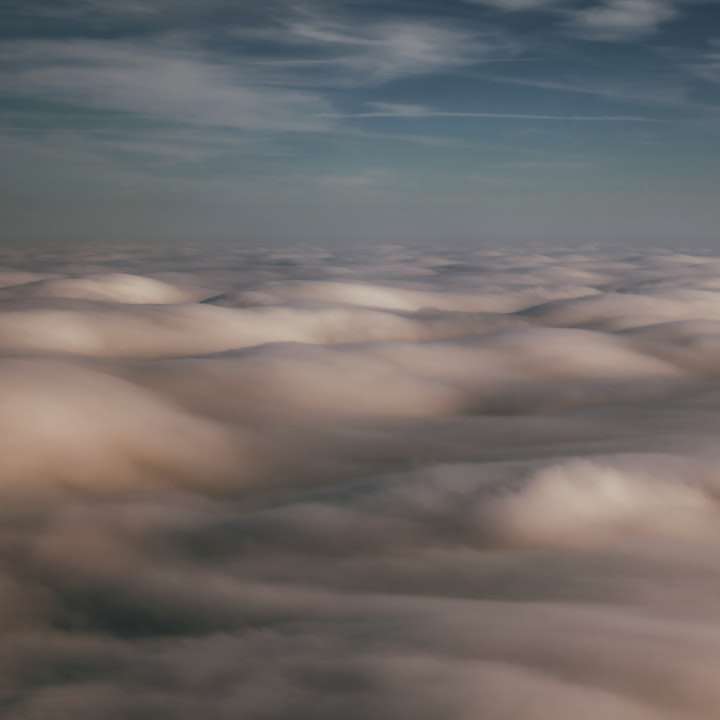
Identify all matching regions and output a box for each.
[3,0,720,245]
[3,1,720,719]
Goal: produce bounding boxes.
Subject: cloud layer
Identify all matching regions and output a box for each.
[3,0,720,247]
[3,244,720,717]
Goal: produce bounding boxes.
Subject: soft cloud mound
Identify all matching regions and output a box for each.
[9,273,202,304]
[2,245,720,717]
[485,456,720,547]
[0,360,241,493]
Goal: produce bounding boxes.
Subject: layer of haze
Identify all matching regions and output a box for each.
[2,244,720,717]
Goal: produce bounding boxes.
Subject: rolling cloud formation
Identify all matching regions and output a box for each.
[2,245,720,717]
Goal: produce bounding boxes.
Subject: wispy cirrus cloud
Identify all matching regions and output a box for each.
[2,0,230,21]
[569,0,679,41]
[452,0,683,44]
[492,75,688,106]
[0,40,335,131]
[690,40,720,84]
[242,14,521,86]
[321,101,655,122]
[463,0,559,10]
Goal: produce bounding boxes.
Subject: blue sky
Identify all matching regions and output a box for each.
[2,0,720,247]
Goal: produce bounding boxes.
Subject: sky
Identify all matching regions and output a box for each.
[2,0,720,247]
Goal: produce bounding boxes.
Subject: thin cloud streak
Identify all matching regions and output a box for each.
[490,76,688,107]
[320,110,657,122]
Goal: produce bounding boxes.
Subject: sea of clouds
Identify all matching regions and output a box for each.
[2,243,720,718]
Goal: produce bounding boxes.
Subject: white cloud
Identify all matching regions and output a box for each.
[2,246,720,716]
[570,0,678,40]
[365,102,432,117]
[250,16,519,84]
[318,21,480,80]
[1,40,335,131]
